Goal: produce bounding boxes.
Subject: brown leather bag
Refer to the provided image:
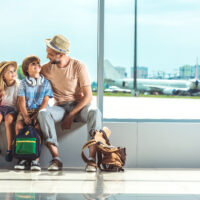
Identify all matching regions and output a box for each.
[81,127,126,172]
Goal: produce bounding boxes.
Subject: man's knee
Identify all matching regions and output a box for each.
[38,109,48,121]
[88,108,101,120]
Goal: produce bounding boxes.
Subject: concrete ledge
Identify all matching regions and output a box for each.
[1,122,200,168]
[0,122,88,168]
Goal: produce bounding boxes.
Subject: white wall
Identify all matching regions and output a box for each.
[0,122,200,168]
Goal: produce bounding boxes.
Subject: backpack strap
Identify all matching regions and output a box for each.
[81,139,98,167]
[97,143,119,153]
[99,129,111,145]
[97,149,103,169]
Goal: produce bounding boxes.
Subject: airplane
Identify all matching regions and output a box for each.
[104,59,200,95]
[108,78,200,95]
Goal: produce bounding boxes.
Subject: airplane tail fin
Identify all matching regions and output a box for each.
[104,60,125,81]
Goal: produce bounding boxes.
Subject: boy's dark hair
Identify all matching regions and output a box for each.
[22,55,40,76]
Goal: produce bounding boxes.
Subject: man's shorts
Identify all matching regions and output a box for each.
[0,106,17,119]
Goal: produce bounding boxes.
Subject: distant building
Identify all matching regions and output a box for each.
[131,66,148,79]
[179,65,200,79]
[148,70,166,79]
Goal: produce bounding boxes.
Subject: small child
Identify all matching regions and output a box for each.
[14,55,53,171]
[0,61,18,162]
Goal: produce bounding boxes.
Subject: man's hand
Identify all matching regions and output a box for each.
[24,116,32,125]
[61,113,75,130]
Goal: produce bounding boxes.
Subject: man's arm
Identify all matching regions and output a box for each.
[71,85,92,116]
[61,85,92,130]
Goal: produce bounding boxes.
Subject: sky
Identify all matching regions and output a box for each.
[1,0,200,80]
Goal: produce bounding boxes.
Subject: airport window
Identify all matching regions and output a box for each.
[1,0,200,120]
[103,0,200,120]
[0,0,97,88]
[103,0,134,119]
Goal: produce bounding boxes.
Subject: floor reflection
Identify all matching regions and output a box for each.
[1,169,200,199]
[1,193,199,200]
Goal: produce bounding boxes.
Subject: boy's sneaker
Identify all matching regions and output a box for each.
[30,160,41,171]
[48,159,63,171]
[5,150,13,162]
[14,160,30,170]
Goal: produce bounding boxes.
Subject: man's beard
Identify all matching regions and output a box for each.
[51,59,61,64]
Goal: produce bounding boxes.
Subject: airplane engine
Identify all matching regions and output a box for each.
[163,88,177,95]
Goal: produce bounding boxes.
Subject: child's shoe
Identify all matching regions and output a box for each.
[14,160,30,170]
[30,160,41,171]
[5,150,13,162]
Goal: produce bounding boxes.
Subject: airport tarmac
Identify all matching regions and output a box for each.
[92,97,200,120]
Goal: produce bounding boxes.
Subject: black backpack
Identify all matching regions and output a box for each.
[13,126,41,160]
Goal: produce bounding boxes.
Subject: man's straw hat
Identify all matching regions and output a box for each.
[0,61,17,75]
[45,34,70,54]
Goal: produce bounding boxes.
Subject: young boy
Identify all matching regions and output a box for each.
[14,55,53,171]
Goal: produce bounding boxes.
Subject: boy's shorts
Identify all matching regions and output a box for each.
[0,106,17,119]
[16,109,38,122]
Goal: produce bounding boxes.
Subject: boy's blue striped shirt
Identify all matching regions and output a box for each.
[18,78,53,110]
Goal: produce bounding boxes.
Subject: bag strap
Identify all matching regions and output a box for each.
[97,143,120,153]
[99,129,111,145]
[97,149,102,169]
[81,139,98,167]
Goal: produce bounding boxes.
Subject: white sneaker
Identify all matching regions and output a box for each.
[14,160,30,170]
[85,164,97,172]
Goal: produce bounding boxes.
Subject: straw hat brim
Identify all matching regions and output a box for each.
[0,61,17,75]
[45,39,68,54]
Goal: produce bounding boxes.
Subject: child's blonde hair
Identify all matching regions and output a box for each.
[0,61,18,95]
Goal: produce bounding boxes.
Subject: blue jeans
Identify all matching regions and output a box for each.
[37,102,102,147]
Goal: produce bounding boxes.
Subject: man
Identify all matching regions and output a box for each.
[38,34,102,172]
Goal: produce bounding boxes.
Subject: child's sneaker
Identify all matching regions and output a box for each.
[30,160,41,171]
[5,150,13,162]
[14,160,30,170]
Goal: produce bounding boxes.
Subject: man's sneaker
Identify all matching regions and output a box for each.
[85,164,97,172]
[14,160,30,170]
[85,157,97,172]
[48,159,63,171]
[30,160,41,171]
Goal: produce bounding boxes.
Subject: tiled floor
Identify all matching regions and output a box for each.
[1,168,200,199]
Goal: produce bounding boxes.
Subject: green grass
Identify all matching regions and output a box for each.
[93,92,131,97]
[92,92,200,99]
